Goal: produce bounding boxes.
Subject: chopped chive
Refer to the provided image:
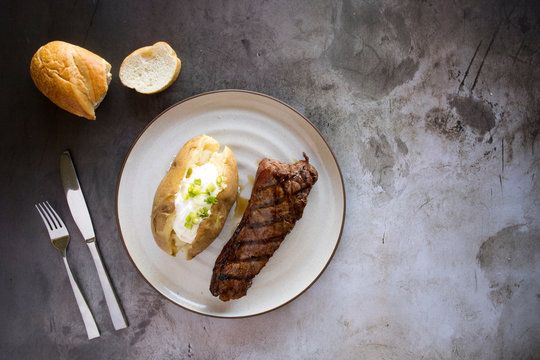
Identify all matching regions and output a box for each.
[184,222,193,230]
[186,168,192,178]
[205,196,218,205]
[194,179,201,186]
[207,183,216,193]
[216,176,222,184]
[182,193,189,200]
[192,217,201,225]
[188,185,201,197]
[197,207,209,218]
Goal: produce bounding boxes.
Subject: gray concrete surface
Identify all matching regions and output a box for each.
[2,0,539,358]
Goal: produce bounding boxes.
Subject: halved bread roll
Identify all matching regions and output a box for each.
[151,135,238,260]
[119,42,181,94]
[30,41,112,120]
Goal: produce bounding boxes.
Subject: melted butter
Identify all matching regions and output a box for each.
[234,195,249,219]
[238,173,255,192]
[234,172,254,219]
[230,221,241,236]
[229,172,256,235]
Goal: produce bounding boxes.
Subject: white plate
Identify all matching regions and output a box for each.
[117,90,345,317]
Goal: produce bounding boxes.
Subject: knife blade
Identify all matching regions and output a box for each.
[60,150,128,331]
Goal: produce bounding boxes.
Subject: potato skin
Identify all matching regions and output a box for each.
[151,134,238,260]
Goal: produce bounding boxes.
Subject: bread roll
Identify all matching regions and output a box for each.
[151,135,238,260]
[119,42,181,94]
[30,41,112,120]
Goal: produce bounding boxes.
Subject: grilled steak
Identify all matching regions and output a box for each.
[210,154,318,301]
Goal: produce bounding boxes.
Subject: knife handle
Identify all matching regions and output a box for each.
[62,256,100,339]
[87,241,128,330]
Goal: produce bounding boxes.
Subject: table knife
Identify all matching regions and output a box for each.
[60,150,128,331]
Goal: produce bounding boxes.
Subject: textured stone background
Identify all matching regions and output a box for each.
[1,0,539,359]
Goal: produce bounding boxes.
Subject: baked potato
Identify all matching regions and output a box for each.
[151,134,238,260]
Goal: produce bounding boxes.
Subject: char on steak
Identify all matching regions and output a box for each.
[210,154,318,301]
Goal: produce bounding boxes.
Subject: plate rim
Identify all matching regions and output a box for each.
[115,89,346,318]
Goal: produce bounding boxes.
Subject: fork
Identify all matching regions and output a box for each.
[35,201,100,340]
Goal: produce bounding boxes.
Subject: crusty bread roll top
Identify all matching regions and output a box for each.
[30,41,112,120]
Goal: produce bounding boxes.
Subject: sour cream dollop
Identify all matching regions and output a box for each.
[172,163,223,244]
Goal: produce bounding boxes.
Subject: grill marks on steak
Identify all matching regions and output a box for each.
[210,154,318,301]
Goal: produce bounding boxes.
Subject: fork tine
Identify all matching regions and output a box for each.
[41,202,59,229]
[35,203,53,231]
[45,201,64,228]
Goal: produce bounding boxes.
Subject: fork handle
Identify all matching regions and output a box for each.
[62,257,100,339]
[87,241,128,330]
